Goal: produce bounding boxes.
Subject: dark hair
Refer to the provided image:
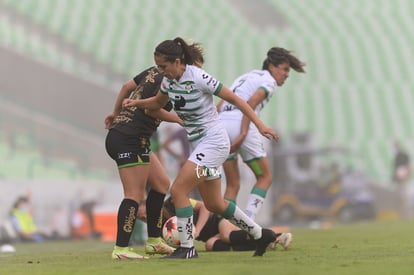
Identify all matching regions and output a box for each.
[163,197,175,217]
[154,37,204,65]
[262,47,306,73]
[161,197,175,226]
[161,196,200,226]
[13,196,28,208]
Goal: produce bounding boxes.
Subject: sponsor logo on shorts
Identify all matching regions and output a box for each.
[118,152,132,159]
[195,164,220,179]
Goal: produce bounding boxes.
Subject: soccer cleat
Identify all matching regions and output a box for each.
[267,233,282,250]
[111,246,149,260]
[253,228,277,257]
[145,237,175,255]
[276,232,293,250]
[162,246,198,259]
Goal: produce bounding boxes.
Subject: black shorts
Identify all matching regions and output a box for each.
[196,213,220,242]
[105,129,150,168]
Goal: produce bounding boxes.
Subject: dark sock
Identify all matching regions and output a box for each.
[229,230,251,245]
[115,199,138,247]
[146,190,166,238]
[231,242,256,251]
[212,240,231,251]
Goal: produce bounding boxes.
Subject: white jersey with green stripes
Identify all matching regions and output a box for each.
[219,69,276,116]
[160,65,223,142]
[218,69,277,162]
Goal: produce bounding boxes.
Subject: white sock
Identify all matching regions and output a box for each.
[228,205,262,239]
[177,216,194,248]
[245,193,265,220]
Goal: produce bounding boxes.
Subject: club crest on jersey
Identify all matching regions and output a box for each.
[145,69,158,83]
[183,81,195,93]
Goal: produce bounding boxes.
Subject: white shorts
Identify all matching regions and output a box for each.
[219,111,267,162]
[188,123,230,180]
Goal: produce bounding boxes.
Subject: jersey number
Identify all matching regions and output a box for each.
[232,78,246,93]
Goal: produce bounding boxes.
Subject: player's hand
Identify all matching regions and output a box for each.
[174,117,184,126]
[260,126,279,141]
[104,113,115,129]
[122,98,136,108]
[230,134,245,153]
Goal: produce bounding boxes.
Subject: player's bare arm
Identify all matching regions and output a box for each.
[104,79,137,129]
[123,91,169,109]
[145,109,183,125]
[218,86,278,141]
[231,88,268,151]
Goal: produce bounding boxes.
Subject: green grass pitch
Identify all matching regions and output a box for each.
[1,220,414,275]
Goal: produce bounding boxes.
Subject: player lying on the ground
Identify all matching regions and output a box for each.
[162,197,292,251]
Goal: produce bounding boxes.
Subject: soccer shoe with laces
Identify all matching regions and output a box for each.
[276,232,293,250]
[145,237,175,255]
[253,228,277,257]
[111,246,149,260]
[162,246,198,259]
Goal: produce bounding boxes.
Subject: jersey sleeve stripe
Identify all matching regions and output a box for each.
[259,86,271,97]
[213,83,223,95]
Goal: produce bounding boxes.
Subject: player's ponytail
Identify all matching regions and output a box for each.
[262,47,306,73]
[173,37,193,65]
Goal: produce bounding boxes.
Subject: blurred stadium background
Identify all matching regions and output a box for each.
[1,0,413,235]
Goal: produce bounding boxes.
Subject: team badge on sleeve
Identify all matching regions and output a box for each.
[202,73,219,90]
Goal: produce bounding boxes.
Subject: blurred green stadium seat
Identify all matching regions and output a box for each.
[1,0,413,182]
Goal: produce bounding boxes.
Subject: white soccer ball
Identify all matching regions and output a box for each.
[0,244,16,253]
[162,216,197,248]
[162,216,180,248]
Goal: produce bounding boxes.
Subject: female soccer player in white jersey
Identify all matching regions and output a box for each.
[217,47,305,221]
[123,37,279,259]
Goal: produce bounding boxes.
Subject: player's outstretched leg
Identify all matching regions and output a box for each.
[222,201,277,257]
[253,229,277,257]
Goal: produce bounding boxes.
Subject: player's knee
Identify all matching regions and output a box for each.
[204,203,218,213]
[158,180,170,194]
[204,201,224,214]
[169,184,181,199]
[261,172,273,185]
[255,169,272,185]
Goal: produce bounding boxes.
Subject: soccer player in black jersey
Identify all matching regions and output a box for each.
[105,66,181,259]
